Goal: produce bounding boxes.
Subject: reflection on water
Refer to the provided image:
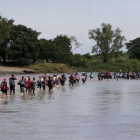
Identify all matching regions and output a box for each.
[0,73,140,140]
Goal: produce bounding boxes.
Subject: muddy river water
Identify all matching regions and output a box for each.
[0,73,140,140]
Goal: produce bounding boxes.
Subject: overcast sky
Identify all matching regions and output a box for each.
[0,0,140,54]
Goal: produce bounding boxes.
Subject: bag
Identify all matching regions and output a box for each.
[91,74,94,78]
[62,76,66,81]
[21,80,25,86]
[10,79,15,87]
[2,82,7,90]
[37,79,41,85]
[18,81,21,85]
[70,76,73,81]
[30,81,35,86]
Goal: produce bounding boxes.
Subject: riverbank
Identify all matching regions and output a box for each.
[0,66,35,74]
[1,55,140,74]
[26,62,76,73]
[0,62,76,74]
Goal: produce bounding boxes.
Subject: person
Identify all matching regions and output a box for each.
[53,74,57,85]
[82,72,86,83]
[73,74,77,85]
[47,76,53,91]
[25,75,30,81]
[26,78,31,93]
[9,74,17,95]
[90,72,94,80]
[30,77,37,93]
[56,74,60,86]
[76,73,80,84]
[19,77,26,96]
[41,78,46,90]
[18,76,26,92]
[37,77,42,90]
[98,73,102,80]
[60,74,66,86]
[1,78,9,98]
[69,74,74,86]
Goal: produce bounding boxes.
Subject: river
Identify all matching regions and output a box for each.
[0,73,140,140]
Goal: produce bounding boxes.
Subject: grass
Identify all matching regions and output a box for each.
[25,61,76,73]
[22,55,140,73]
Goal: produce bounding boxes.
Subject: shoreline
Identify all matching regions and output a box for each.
[0,66,36,74]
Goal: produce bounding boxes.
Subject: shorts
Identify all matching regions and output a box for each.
[2,90,7,95]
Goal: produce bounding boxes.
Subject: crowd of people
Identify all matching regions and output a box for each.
[97,71,140,80]
[0,72,93,98]
[1,71,139,98]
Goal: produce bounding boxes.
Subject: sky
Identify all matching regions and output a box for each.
[0,0,140,54]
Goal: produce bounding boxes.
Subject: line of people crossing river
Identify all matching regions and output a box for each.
[0,71,139,98]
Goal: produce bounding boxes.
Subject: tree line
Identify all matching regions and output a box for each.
[0,15,140,67]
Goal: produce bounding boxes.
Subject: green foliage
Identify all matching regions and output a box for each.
[53,35,72,63]
[0,16,14,60]
[126,37,140,60]
[8,24,40,65]
[88,23,126,63]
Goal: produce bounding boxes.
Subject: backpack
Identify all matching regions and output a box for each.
[62,76,66,81]
[9,78,15,87]
[20,80,25,86]
[37,79,41,85]
[69,76,73,81]
[30,81,35,86]
[91,74,94,78]
[1,81,7,90]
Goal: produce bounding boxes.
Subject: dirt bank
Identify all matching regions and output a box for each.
[0,66,35,74]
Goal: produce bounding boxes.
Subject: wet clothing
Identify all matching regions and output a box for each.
[47,79,53,91]
[61,76,66,86]
[30,80,36,93]
[9,77,16,95]
[1,81,8,95]
[37,79,42,89]
[90,73,94,80]
[69,75,74,86]
[19,79,26,92]
[42,80,46,90]
[26,80,31,92]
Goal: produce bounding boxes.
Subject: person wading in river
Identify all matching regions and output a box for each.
[1,78,9,98]
[9,74,17,95]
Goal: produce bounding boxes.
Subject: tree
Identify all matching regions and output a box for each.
[126,37,140,59]
[39,39,56,62]
[88,23,126,63]
[8,24,41,65]
[82,53,93,59]
[53,35,73,64]
[0,16,14,60]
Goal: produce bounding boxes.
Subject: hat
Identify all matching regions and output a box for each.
[4,78,6,81]
[27,75,29,77]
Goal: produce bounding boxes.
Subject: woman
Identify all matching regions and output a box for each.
[26,78,31,93]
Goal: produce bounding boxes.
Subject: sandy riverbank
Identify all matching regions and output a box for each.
[0,66,35,74]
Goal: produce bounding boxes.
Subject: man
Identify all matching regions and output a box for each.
[19,77,26,96]
[37,76,42,90]
[30,77,37,93]
[90,72,94,80]
[9,74,17,95]
[69,74,74,86]
[1,78,9,98]
[60,74,66,86]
